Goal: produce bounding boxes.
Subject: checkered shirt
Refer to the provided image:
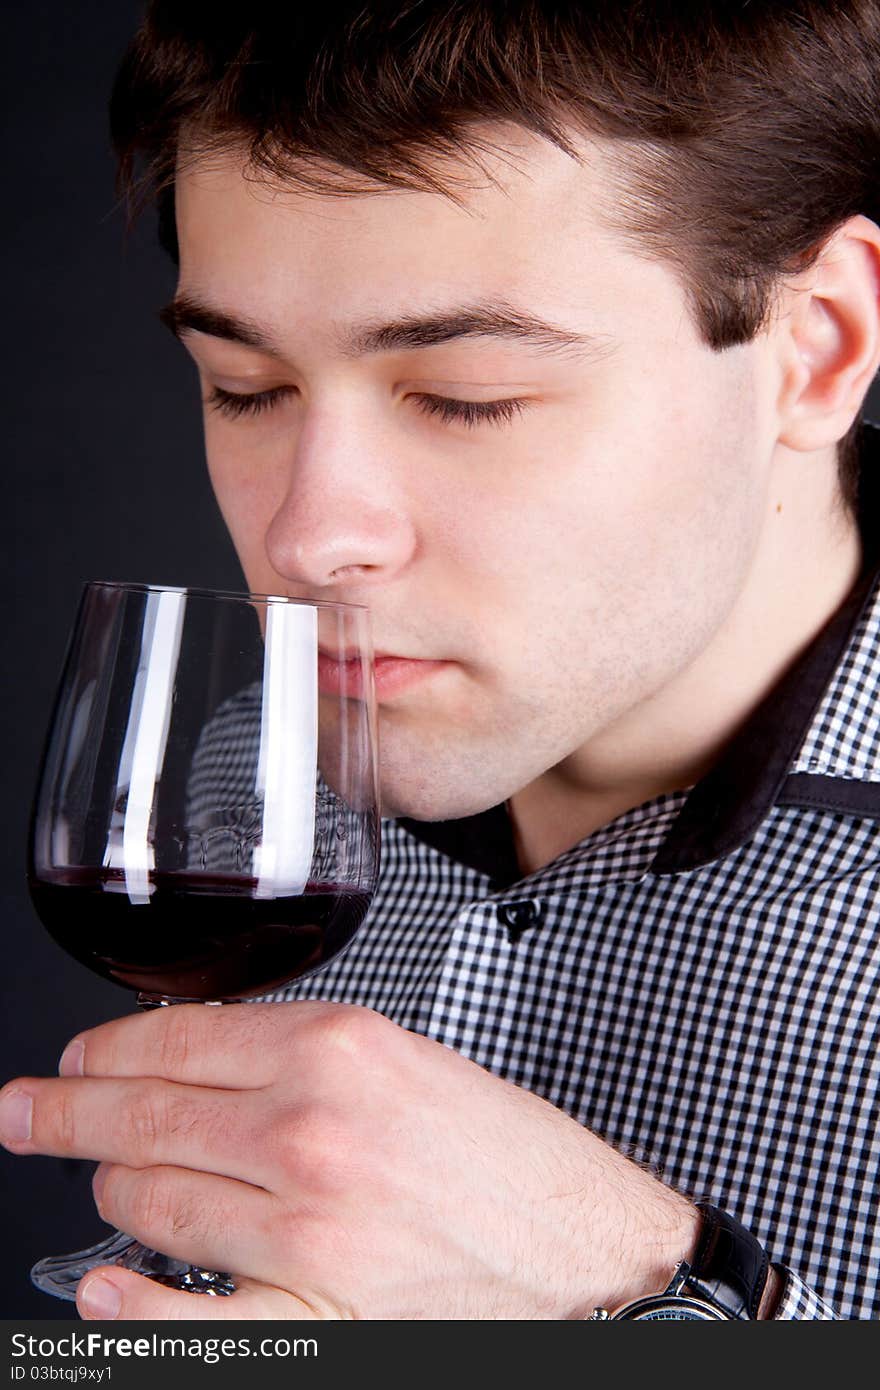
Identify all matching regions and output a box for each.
[193,426,880,1320]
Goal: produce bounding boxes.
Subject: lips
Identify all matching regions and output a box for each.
[317,650,449,701]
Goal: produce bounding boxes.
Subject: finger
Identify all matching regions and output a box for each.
[0,1076,275,1187]
[58,1000,346,1089]
[76,1266,322,1321]
[94,1163,294,1288]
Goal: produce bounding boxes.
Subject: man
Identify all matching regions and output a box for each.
[2,0,879,1319]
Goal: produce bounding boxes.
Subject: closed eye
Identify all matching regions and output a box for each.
[206,384,530,427]
[412,395,528,428]
[206,384,296,419]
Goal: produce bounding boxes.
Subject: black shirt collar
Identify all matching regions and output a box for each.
[400,422,880,884]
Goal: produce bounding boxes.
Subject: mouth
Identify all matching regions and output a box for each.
[317,649,450,701]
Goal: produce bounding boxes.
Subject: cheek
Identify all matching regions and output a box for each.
[542,369,765,579]
[488,381,766,682]
[205,436,282,576]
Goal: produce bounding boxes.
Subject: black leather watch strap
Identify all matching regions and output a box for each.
[686,1203,770,1319]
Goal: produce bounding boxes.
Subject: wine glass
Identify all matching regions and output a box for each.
[26,581,380,1300]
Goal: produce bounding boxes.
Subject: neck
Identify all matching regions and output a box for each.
[509,449,863,875]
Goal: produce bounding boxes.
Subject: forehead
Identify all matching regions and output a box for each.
[173,128,685,346]
[177,128,611,271]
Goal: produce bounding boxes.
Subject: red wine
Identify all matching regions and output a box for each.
[28,867,371,1001]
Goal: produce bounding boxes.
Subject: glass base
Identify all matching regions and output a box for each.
[31,1229,236,1302]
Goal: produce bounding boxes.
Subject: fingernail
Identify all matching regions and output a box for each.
[0,1089,33,1144]
[92,1165,107,1211]
[80,1275,122,1320]
[59,1038,85,1077]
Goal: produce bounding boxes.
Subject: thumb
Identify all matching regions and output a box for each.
[76,1266,323,1321]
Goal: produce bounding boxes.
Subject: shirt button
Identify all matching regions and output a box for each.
[497,899,542,943]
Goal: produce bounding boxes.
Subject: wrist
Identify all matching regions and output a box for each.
[588,1188,702,1317]
[585,1198,777,1321]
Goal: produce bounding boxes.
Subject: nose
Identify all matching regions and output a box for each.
[264,401,417,591]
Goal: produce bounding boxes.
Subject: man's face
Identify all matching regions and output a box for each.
[174,131,779,819]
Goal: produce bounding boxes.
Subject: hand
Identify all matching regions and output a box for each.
[0,1002,700,1320]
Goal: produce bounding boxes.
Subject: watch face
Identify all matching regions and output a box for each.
[612,1295,727,1321]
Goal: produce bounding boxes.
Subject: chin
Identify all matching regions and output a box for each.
[376,711,560,821]
[378,765,513,823]
[380,795,496,823]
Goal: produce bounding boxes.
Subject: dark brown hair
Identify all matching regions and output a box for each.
[111,1,880,506]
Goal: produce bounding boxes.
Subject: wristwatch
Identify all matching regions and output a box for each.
[589,1203,771,1321]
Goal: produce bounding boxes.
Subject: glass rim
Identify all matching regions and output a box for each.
[82,580,369,612]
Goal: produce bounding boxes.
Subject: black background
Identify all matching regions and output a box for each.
[2,1,241,1319]
[2,0,879,1321]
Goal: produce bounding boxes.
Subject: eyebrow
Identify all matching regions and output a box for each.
[159,293,611,363]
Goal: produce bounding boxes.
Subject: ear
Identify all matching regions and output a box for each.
[776,215,880,453]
